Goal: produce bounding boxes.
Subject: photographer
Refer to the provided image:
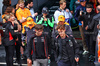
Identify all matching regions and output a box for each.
[74,0,88,55]
[79,4,96,61]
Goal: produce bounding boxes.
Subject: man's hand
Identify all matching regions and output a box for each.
[75,57,79,62]
[16,38,18,41]
[18,25,21,32]
[22,17,27,21]
[97,24,100,29]
[34,12,38,16]
[22,41,25,46]
[44,18,47,21]
[19,17,27,23]
[81,21,83,27]
[27,59,32,64]
[70,11,73,14]
[85,26,88,30]
[80,11,83,16]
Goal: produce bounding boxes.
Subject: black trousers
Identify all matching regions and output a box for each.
[85,34,95,55]
[15,34,21,63]
[15,41,21,62]
[5,45,15,66]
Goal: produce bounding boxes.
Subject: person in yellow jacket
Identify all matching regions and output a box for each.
[16,1,32,33]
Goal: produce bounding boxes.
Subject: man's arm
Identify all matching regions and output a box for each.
[69,0,75,14]
[47,17,54,28]
[71,37,80,62]
[36,16,44,24]
[74,7,80,22]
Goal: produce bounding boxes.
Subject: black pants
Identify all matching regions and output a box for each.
[5,45,15,66]
[15,41,21,62]
[85,34,95,55]
[15,34,21,63]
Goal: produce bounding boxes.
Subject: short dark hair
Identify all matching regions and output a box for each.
[86,4,92,8]
[56,25,65,30]
[26,0,33,6]
[35,24,44,30]
[3,0,11,6]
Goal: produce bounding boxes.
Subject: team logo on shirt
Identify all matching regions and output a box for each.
[34,37,37,42]
[41,37,44,42]
[10,25,14,29]
[69,40,73,47]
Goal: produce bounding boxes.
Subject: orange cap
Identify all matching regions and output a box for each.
[58,15,65,22]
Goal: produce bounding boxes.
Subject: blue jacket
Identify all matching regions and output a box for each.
[74,5,86,26]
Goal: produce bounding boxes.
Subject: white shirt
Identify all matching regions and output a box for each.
[54,9,73,24]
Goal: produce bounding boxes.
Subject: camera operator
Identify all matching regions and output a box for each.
[74,0,88,55]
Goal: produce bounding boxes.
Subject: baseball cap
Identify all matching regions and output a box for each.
[58,15,65,22]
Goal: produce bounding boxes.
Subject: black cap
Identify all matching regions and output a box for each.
[86,4,93,8]
[42,7,49,14]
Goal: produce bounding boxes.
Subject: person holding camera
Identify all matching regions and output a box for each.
[74,0,88,55]
[79,4,96,61]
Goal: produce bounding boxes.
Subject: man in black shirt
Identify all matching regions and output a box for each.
[54,25,79,66]
[27,24,51,66]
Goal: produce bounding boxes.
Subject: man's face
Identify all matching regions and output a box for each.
[35,29,43,36]
[58,29,65,37]
[29,2,33,7]
[10,15,15,21]
[43,13,47,17]
[80,1,86,7]
[86,8,92,13]
[19,3,24,9]
[59,21,64,25]
[61,2,66,9]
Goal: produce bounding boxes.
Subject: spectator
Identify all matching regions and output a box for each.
[69,0,80,14]
[27,24,51,66]
[54,0,72,24]
[2,0,11,14]
[36,7,54,37]
[79,4,96,61]
[16,1,32,33]
[2,13,19,66]
[74,0,88,55]
[85,5,100,62]
[85,5,100,44]
[25,0,38,22]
